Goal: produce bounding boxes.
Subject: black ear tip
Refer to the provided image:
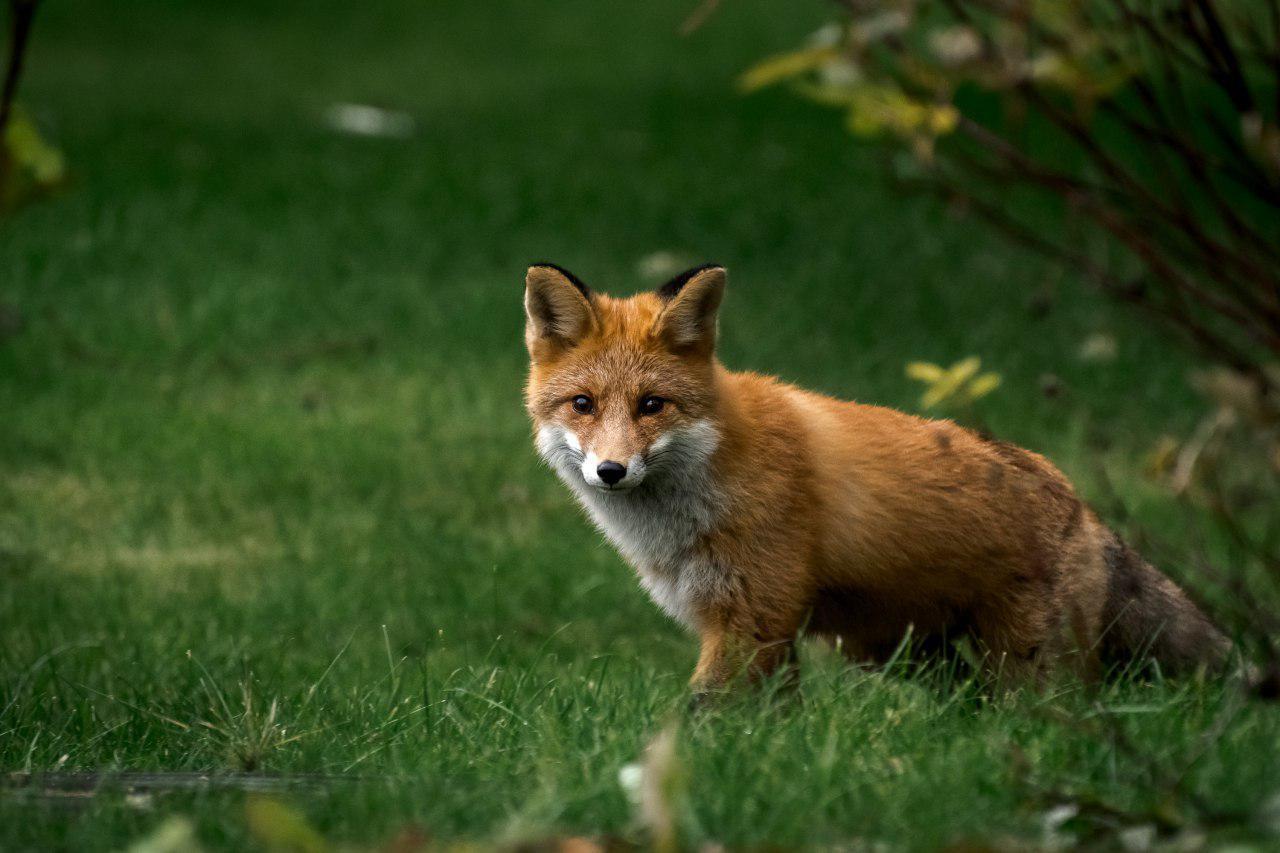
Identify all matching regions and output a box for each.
[527,262,590,298]
[657,263,726,299]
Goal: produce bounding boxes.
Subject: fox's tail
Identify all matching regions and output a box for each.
[1097,534,1232,674]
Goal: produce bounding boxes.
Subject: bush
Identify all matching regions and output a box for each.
[741,0,1279,669]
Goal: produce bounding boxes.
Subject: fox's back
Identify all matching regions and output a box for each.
[738,376,1087,599]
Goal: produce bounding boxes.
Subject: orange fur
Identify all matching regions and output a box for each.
[524,263,1228,693]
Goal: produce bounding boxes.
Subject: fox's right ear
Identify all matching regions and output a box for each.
[524,264,596,358]
[655,264,725,357]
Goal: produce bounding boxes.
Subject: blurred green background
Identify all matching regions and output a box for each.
[2,1,1274,850]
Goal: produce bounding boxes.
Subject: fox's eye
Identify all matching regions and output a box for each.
[571,395,595,415]
[638,396,665,416]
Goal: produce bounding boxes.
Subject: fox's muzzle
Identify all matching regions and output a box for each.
[580,447,647,491]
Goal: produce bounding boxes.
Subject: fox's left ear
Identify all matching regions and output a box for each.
[655,264,725,356]
[525,263,597,358]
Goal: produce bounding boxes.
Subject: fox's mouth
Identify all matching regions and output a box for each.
[593,479,641,493]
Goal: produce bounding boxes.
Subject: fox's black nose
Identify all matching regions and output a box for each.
[597,461,626,485]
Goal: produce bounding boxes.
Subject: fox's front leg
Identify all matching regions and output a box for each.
[689,617,798,700]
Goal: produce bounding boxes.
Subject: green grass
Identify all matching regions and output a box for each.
[2,0,1278,849]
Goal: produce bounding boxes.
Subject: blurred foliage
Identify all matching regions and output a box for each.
[743,0,1280,379]
[1143,364,1280,653]
[127,816,203,853]
[0,0,61,216]
[905,355,1002,410]
[0,103,65,214]
[244,797,327,853]
[745,0,1280,670]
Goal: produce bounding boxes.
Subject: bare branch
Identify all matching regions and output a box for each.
[0,0,40,134]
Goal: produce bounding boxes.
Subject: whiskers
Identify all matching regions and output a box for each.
[643,447,680,469]
[547,445,584,474]
[535,426,586,481]
[644,429,717,480]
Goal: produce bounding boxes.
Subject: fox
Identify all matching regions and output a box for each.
[523,261,1231,695]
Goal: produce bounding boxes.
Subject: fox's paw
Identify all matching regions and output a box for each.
[686,691,714,714]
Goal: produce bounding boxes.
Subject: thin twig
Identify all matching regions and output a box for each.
[679,0,723,36]
[0,0,39,134]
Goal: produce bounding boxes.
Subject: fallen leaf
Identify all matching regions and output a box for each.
[127,816,202,853]
[245,796,326,853]
[324,103,415,139]
[1077,332,1117,362]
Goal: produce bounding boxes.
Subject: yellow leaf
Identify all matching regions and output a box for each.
[846,104,883,136]
[920,356,981,408]
[842,83,959,140]
[905,361,945,383]
[738,46,839,93]
[919,383,948,408]
[961,372,1002,402]
[127,816,202,853]
[244,796,326,853]
[4,106,66,185]
[949,356,982,384]
[928,104,960,135]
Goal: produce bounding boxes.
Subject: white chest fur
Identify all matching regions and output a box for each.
[536,421,722,629]
[577,483,717,627]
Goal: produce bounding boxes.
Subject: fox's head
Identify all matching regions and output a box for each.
[524,262,726,494]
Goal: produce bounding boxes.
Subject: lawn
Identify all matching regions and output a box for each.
[2,0,1278,849]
